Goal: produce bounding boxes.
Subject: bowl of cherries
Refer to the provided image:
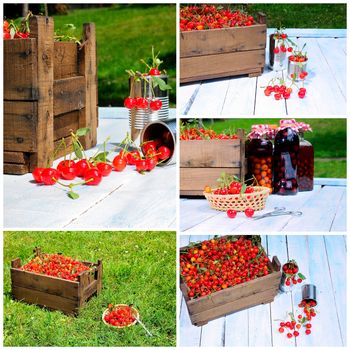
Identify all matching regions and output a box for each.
[102,304,139,329]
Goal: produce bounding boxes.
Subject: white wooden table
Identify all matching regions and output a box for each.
[180,178,346,232]
[179,29,346,116]
[179,234,346,347]
[4,108,176,229]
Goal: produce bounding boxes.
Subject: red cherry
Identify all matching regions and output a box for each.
[84,168,102,185]
[287,47,293,52]
[32,167,44,183]
[96,162,113,176]
[227,209,237,218]
[146,157,157,171]
[124,97,136,109]
[135,97,148,109]
[41,168,59,185]
[60,165,77,180]
[112,155,127,172]
[244,208,254,218]
[149,68,161,76]
[158,146,172,160]
[273,47,279,54]
[149,99,162,111]
[135,159,148,172]
[75,159,91,177]
[279,327,284,333]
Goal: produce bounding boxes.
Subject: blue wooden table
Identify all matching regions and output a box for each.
[179,234,346,347]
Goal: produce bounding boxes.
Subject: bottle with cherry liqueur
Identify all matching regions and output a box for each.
[273,123,300,195]
[297,122,314,191]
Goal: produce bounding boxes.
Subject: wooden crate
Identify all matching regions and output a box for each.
[4,16,98,174]
[180,13,266,83]
[180,237,281,326]
[180,129,246,196]
[10,247,102,315]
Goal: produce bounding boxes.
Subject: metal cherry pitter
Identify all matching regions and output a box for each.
[252,207,303,220]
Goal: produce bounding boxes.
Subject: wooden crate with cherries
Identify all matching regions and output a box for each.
[4,16,98,174]
[180,236,281,326]
[10,247,102,315]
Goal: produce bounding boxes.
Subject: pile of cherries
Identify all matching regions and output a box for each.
[180,127,239,140]
[21,254,90,281]
[3,17,30,40]
[278,300,317,338]
[180,5,255,31]
[104,304,136,327]
[180,236,270,299]
[264,84,307,100]
[282,260,306,286]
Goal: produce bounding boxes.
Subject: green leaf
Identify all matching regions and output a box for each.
[10,27,16,39]
[297,272,306,280]
[73,141,83,159]
[76,127,90,137]
[152,76,172,91]
[240,184,247,194]
[68,191,79,200]
[92,152,110,163]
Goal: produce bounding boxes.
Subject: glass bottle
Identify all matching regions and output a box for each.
[297,132,314,191]
[273,127,300,195]
[246,137,273,193]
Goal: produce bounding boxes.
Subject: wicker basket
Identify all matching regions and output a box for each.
[204,186,270,212]
[102,304,139,329]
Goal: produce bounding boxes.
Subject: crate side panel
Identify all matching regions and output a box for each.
[4,101,38,152]
[180,24,266,58]
[180,140,241,167]
[4,163,29,174]
[180,50,265,82]
[11,268,79,300]
[190,287,277,325]
[12,285,78,314]
[53,76,86,116]
[186,272,281,315]
[53,42,78,79]
[180,167,241,195]
[4,151,29,165]
[54,110,80,140]
[4,38,38,100]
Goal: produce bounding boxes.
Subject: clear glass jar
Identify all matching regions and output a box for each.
[273,127,300,195]
[246,138,273,193]
[297,132,314,191]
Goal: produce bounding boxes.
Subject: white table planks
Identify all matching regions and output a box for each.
[179,234,346,347]
[179,29,346,116]
[4,108,176,229]
[180,179,346,232]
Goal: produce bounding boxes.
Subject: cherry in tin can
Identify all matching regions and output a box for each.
[273,127,300,195]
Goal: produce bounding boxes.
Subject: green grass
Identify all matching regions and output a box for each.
[53,5,176,107]
[3,231,176,347]
[247,4,346,28]
[189,118,346,178]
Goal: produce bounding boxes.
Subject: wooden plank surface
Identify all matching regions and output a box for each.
[4,151,28,164]
[4,101,38,152]
[4,108,176,229]
[179,30,346,116]
[53,76,86,116]
[180,183,346,232]
[179,235,346,347]
[4,38,38,100]
[53,41,78,79]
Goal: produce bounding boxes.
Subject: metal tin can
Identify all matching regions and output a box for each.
[129,75,169,141]
[302,284,317,305]
[269,34,287,71]
[140,119,176,166]
[288,58,308,81]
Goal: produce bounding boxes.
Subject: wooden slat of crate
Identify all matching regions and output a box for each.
[53,42,78,79]
[180,24,266,58]
[11,268,79,300]
[4,163,29,175]
[190,287,277,325]
[78,23,98,149]
[4,101,38,152]
[54,136,74,160]
[180,168,241,196]
[4,38,38,100]
[4,151,28,164]
[185,271,281,315]
[180,49,265,83]
[54,110,80,140]
[53,76,86,116]
[180,139,241,167]
[12,285,78,314]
